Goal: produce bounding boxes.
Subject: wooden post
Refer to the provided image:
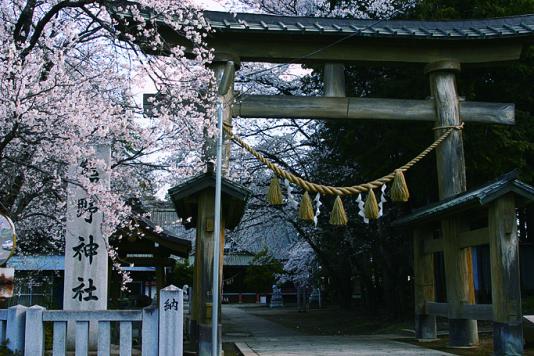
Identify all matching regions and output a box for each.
[426,61,478,347]
[190,229,200,346]
[190,60,235,354]
[193,188,225,355]
[155,264,165,301]
[489,194,523,355]
[413,227,437,340]
[212,61,236,174]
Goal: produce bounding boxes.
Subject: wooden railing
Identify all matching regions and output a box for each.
[425,301,494,321]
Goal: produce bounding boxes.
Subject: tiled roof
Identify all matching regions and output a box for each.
[7,255,155,271]
[393,171,534,227]
[204,11,534,40]
[168,170,251,230]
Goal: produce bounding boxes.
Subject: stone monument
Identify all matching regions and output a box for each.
[308,288,322,309]
[270,285,283,308]
[63,145,110,347]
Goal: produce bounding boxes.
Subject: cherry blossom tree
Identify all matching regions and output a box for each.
[0,0,215,281]
[222,0,411,298]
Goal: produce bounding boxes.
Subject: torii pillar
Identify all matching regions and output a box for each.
[426,61,478,347]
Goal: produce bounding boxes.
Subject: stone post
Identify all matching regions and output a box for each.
[6,304,26,353]
[24,305,45,355]
[142,306,159,356]
[159,285,183,356]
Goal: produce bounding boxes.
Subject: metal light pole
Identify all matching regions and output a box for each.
[211,99,224,356]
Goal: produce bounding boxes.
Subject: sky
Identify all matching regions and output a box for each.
[193,0,227,11]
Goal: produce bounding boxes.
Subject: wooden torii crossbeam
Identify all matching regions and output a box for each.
[123,8,534,354]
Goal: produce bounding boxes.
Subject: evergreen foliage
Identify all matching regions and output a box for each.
[304,0,534,314]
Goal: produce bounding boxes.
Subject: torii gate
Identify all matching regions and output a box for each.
[128,9,534,355]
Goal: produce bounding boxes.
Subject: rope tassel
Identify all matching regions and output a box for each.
[390,169,410,202]
[364,187,379,220]
[329,196,348,225]
[298,191,314,221]
[266,176,284,205]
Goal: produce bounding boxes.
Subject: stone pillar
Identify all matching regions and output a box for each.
[142,306,159,356]
[6,305,26,353]
[489,194,523,355]
[426,61,478,347]
[24,305,45,355]
[159,285,184,356]
[63,144,110,348]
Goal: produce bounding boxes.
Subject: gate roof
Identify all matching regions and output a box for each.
[392,171,534,227]
[205,11,534,40]
[118,9,534,64]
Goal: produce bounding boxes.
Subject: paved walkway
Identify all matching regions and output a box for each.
[222,305,453,356]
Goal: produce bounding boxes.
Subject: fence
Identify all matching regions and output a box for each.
[0,285,183,356]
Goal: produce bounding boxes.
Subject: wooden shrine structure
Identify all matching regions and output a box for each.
[120,7,534,355]
[394,171,534,354]
[168,166,250,355]
[113,216,192,304]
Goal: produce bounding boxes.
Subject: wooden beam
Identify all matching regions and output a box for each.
[458,227,489,248]
[423,228,489,254]
[121,257,175,267]
[425,302,449,318]
[423,238,443,254]
[232,95,514,125]
[425,302,493,321]
[206,36,524,64]
[462,304,494,321]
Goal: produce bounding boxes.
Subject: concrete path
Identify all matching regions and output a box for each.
[234,335,454,356]
[222,305,454,356]
[222,304,302,339]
